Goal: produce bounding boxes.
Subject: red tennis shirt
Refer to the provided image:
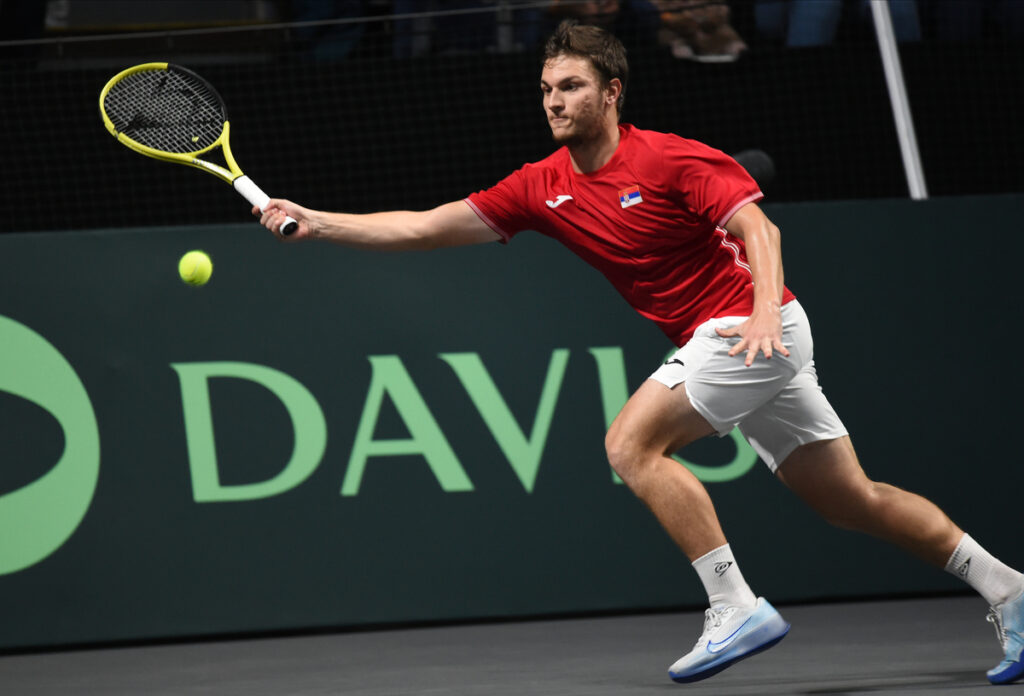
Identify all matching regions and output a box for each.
[465,124,796,346]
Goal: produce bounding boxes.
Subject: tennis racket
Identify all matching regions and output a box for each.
[99,62,297,236]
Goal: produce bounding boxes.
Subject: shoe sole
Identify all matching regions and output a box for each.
[670,617,791,684]
[988,660,1024,685]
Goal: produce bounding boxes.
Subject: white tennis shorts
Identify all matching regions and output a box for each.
[649,300,847,472]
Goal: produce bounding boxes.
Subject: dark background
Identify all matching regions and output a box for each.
[1,2,1022,233]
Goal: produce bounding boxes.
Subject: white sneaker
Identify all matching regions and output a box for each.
[986,585,1024,684]
[668,597,790,683]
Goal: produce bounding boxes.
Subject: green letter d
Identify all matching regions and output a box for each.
[171,362,327,502]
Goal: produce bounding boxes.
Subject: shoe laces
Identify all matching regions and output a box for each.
[987,607,1007,649]
[695,605,736,648]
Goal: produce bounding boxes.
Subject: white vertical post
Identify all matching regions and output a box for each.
[870,0,928,200]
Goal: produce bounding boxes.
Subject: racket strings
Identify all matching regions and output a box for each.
[103,69,225,154]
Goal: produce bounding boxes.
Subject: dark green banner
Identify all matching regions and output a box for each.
[1,194,1021,650]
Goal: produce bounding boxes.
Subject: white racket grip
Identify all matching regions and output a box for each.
[234,175,298,236]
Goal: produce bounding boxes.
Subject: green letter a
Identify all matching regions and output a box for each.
[341,355,472,496]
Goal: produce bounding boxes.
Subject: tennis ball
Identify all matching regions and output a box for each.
[178,250,213,286]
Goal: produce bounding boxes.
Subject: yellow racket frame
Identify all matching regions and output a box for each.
[98,62,298,234]
[98,62,242,184]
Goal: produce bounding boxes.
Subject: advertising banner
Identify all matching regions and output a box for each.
[2,195,1021,649]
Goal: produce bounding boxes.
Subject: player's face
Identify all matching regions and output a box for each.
[540,55,611,147]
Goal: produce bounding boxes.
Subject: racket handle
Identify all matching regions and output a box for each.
[233,175,298,236]
[279,217,298,236]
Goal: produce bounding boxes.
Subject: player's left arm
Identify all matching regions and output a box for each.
[717,202,790,366]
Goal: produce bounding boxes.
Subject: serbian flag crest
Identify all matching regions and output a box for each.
[618,185,643,209]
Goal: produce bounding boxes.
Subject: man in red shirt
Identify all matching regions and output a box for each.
[257,20,1024,686]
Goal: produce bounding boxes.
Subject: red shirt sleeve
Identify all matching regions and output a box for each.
[664,136,763,227]
[464,167,535,243]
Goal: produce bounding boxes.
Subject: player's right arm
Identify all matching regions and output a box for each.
[254,199,500,250]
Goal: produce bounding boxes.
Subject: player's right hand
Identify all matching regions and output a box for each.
[254,198,312,240]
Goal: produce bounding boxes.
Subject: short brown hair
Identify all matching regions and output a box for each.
[543,20,628,114]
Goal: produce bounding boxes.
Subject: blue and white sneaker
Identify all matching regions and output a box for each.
[668,597,790,684]
[986,586,1024,685]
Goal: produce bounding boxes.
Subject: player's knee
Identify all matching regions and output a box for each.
[603,426,629,475]
[604,425,650,485]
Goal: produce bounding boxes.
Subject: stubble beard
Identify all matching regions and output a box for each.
[550,109,605,148]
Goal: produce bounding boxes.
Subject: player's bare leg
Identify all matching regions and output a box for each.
[778,435,1024,684]
[605,379,790,683]
[604,379,722,560]
[775,436,961,565]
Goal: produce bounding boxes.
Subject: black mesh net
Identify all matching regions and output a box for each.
[102,66,226,153]
[0,1,1021,233]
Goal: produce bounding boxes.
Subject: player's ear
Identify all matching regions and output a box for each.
[605,78,623,107]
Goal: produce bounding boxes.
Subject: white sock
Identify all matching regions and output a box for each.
[945,533,1024,606]
[692,544,757,608]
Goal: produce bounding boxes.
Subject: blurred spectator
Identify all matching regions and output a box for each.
[923,0,1024,41]
[548,0,736,58]
[393,0,544,57]
[290,0,368,60]
[652,1,747,61]
[545,0,661,54]
[755,0,921,46]
[547,0,623,30]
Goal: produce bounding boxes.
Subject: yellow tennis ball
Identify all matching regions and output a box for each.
[178,250,213,286]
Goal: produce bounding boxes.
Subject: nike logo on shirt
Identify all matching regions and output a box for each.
[545,195,573,208]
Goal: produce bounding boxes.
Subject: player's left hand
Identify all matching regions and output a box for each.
[715,307,790,367]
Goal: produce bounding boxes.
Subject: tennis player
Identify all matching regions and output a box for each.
[256,20,1024,686]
